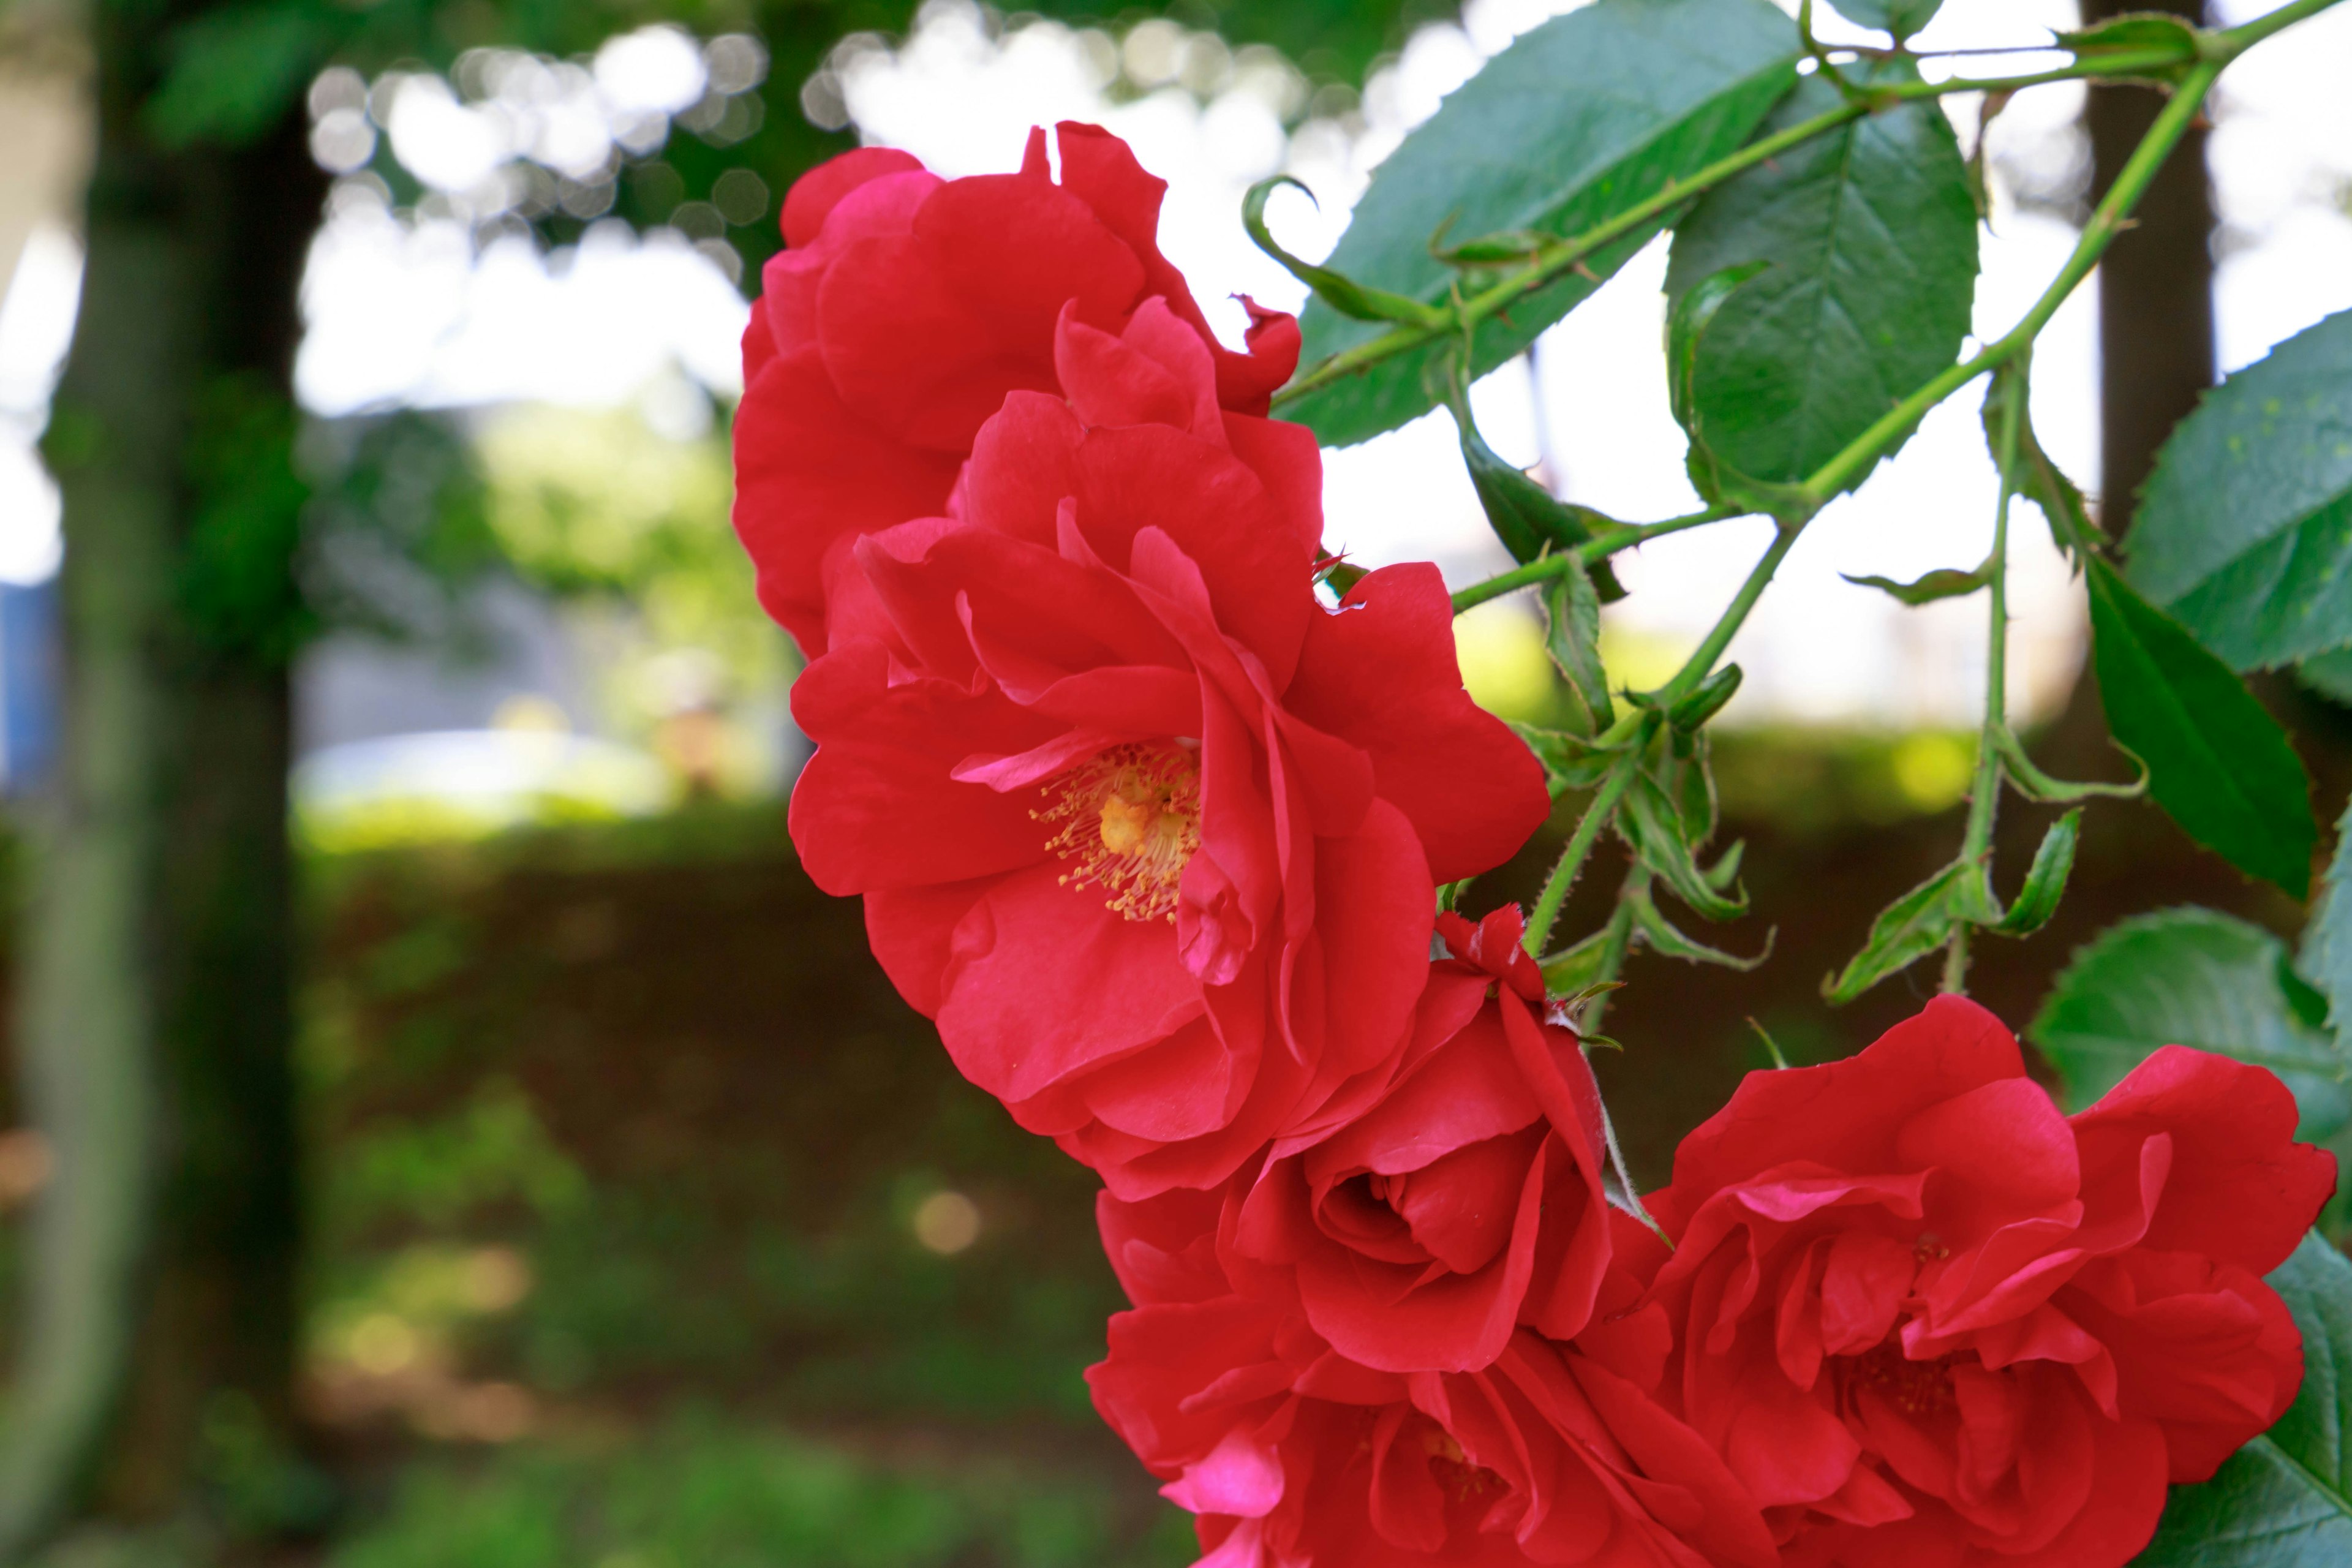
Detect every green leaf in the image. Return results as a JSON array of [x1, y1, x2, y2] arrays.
[[2297, 648, 2352, 707], [1543, 567, 1616, 736], [1448, 387, 1627, 595], [1670, 729, 1721, 845], [1619, 774, 1746, 922], [2130, 309, 2352, 670], [2085, 557, 2315, 898], [1826, 0, 1947, 43], [2301, 799, 2352, 1036], [1843, 560, 1994, 606], [1664, 61, 1980, 493], [2133, 1234, 2352, 1566], [1823, 862, 1965, 1005], [1984, 364, 2100, 567], [2029, 908, 2349, 1134], [1287, 0, 1801, 447], [1243, 177, 1447, 328], [2055, 12, 2203, 87], [1989, 809, 2080, 937]]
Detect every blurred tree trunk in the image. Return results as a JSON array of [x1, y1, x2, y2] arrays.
[[2032, 0, 2215, 782], [2084, 0, 2216, 525], [1, 4, 319, 1555]]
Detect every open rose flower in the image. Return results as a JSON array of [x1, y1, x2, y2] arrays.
[[1088, 1182, 1777, 1568], [1639, 995, 2335, 1568], [733, 121, 1301, 655], [1229, 906, 1617, 1372], [788, 305, 1547, 1197]]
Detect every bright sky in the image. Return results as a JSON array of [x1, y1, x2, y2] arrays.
[[1, 0, 2347, 726]]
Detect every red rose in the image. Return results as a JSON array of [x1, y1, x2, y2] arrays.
[[788, 307, 1548, 1197], [1640, 995, 2336, 1568], [1088, 1183, 1778, 1568], [1229, 906, 1618, 1372], [733, 122, 1302, 656]]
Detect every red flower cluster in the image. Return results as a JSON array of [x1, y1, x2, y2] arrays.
[[735, 128, 2335, 1568]]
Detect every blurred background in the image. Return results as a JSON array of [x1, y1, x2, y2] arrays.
[[0, 0, 2349, 1562]]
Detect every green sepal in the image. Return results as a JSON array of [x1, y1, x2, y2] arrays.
[[1544, 567, 1616, 736], [1704, 839, 1746, 892], [1632, 888, 1773, 970], [1823, 862, 1966, 1005], [1539, 929, 1616, 997], [1318, 559, 1371, 595], [1989, 809, 2081, 937], [1668, 665, 1744, 731], [1619, 774, 1747, 922], [1672, 731, 1721, 845], [1842, 560, 1994, 606], [1992, 725, 2147, 804], [1507, 722, 1624, 796], [1243, 177, 1448, 328]]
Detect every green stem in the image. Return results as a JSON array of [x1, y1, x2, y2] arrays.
[[1658, 522, 1803, 707], [1449, 506, 1732, 614], [1943, 374, 2025, 996], [1524, 742, 1649, 957], [1578, 873, 1645, 1036], [2210, 0, 2346, 61], [1797, 56, 2224, 505], [1273, 47, 2226, 409]]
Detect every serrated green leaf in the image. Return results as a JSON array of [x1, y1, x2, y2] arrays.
[[1991, 809, 2080, 937], [1449, 388, 1626, 595], [2297, 647, 2352, 707], [1664, 60, 1980, 493], [2086, 558, 2315, 898], [1826, 0, 1946, 42], [2133, 1233, 2352, 1566], [2029, 908, 2349, 1134], [1843, 560, 1995, 606], [1287, 0, 1801, 447], [1543, 567, 1616, 735], [1823, 862, 1966, 1005], [1507, 722, 1622, 795], [1619, 773, 1747, 922], [2301, 799, 2352, 1035], [1632, 889, 1773, 970], [1985, 366, 2101, 568], [2054, 12, 2202, 86], [2130, 309, 2352, 670]]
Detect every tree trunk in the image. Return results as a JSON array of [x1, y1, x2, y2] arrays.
[[1, 4, 319, 1553]]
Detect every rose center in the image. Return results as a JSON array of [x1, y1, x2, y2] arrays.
[[1849, 1340, 1960, 1419], [1035, 742, 1201, 924]]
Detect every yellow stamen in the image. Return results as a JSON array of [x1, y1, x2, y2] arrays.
[[1035, 742, 1201, 923]]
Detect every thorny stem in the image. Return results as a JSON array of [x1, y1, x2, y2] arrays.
[[1523, 736, 1651, 958], [1267, 2, 2313, 411], [1942, 373, 2026, 995], [1449, 505, 1732, 614], [1578, 874, 1645, 1038], [1658, 523, 1804, 707]]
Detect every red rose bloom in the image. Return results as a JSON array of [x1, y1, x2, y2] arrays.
[[1640, 995, 2335, 1568], [1088, 1182, 1778, 1568], [788, 306, 1548, 1197], [733, 121, 1302, 656], [1230, 907, 1617, 1373]]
